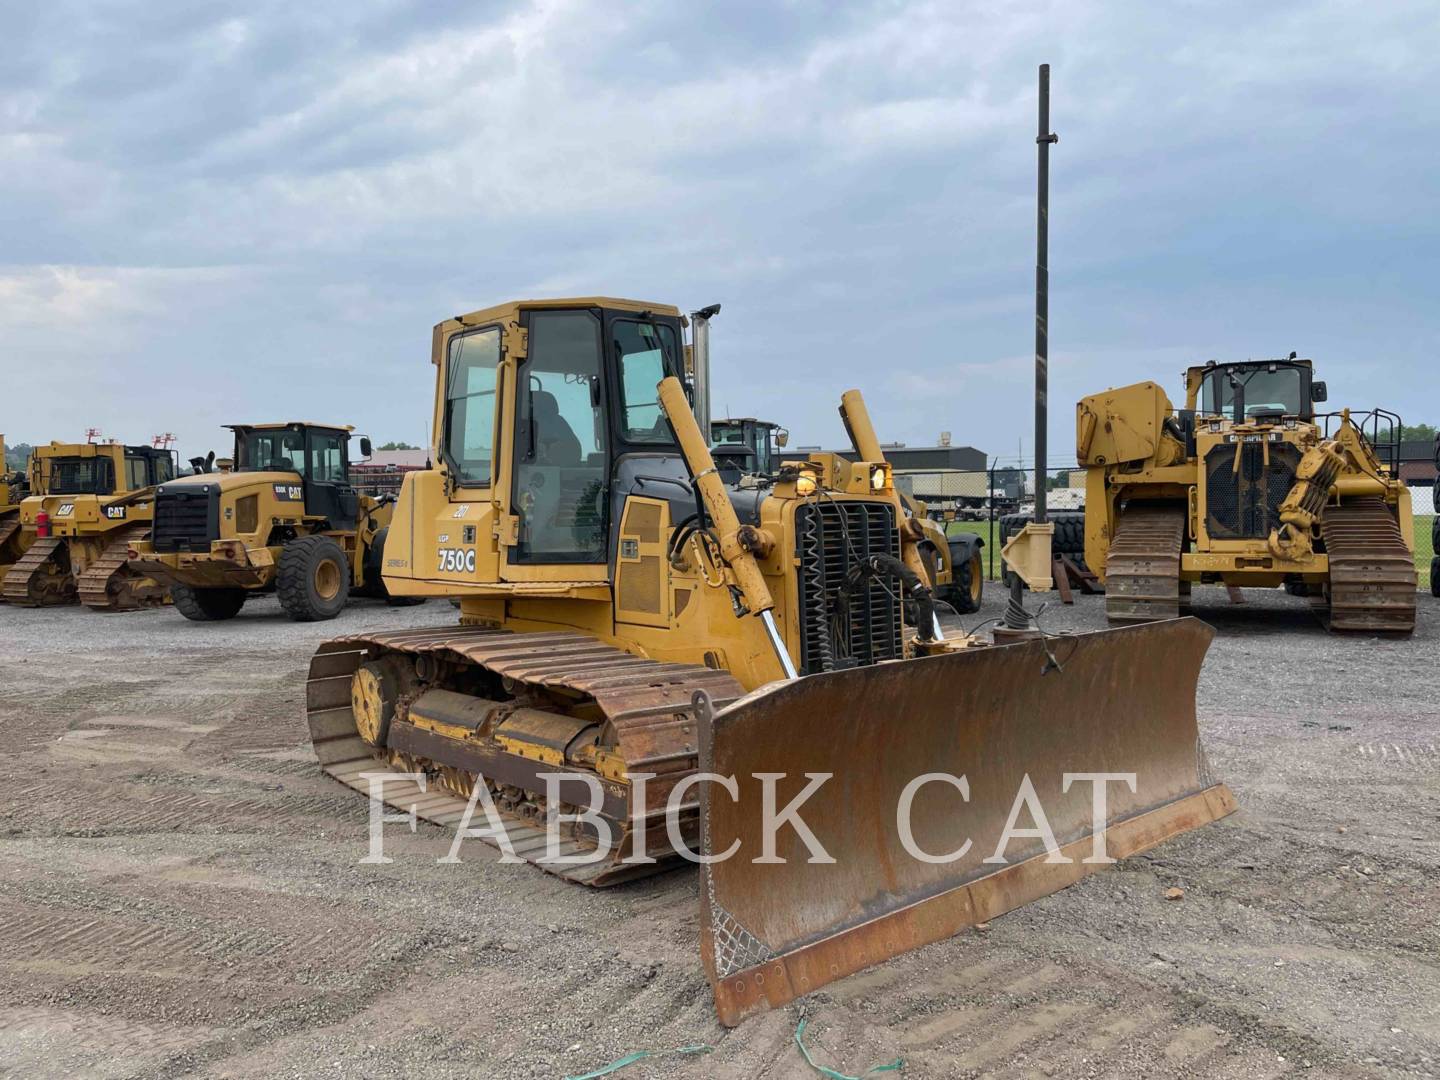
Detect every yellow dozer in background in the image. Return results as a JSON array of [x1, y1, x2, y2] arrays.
[[126, 423, 410, 621], [2, 439, 174, 610], [1078, 356, 1415, 633], [0, 435, 34, 581], [303, 297, 1234, 1026]]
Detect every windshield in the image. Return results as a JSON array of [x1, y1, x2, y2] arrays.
[[613, 320, 680, 444], [1200, 365, 1307, 421], [47, 456, 115, 495], [236, 429, 305, 473]]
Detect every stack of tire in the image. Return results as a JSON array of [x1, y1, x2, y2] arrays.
[[998, 510, 1087, 589]]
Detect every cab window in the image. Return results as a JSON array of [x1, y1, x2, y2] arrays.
[[443, 327, 501, 486], [238, 430, 305, 472], [48, 457, 114, 495], [513, 310, 606, 562], [308, 431, 347, 483], [1201, 366, 1306, 420], [125, 455, 148, 491], [614, 320, 678, 444]]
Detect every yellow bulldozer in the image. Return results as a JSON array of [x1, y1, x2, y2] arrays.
[[710, 415, 985, 614], [1078, 356, 1416, 633], [0, 434, 34, 581], [303, 297, 1234, 1026], [126, 422, 411, 622], [2, 439, 174, 610]]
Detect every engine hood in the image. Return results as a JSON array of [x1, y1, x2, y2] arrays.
[[157, 470, 302, 497]]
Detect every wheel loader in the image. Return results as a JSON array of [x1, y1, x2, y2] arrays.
[[126, 422, 410, 622], [302, 297, 1234, 1026], [1078, 356, 1416, 633], [711, 416, 985, 615], [2, 439, 174, 610], [0, 434, 34, 581]]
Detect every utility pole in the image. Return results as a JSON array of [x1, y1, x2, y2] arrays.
[[1034, 62, 1058, 525], [1000, 63, 1059, 636]]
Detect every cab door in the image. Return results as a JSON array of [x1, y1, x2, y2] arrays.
[[500, 307, 611, 584], [304, 429, 358, 531]]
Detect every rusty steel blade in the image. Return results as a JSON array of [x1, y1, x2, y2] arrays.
[[697, 617, 1235, 1027]]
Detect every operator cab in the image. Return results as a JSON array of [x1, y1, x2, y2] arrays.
[[44, 445, 176, 496], [1195, 357, 1327, 425], [440, 301, 689, 566], [710, 417, 789, 479], [229, 422, 370, 530]]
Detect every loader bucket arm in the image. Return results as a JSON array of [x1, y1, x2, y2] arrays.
[[696, 617, 1234, 1026]]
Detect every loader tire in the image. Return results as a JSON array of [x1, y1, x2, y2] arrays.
[[376, 573, 426, 607], [948, 550, 983, 615], [277, 535, 350, 622], [170, 584, 246, 621], [1431, 557, 1439, 599]]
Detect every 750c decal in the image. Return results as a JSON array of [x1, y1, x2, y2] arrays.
[[437, 547, 476, 573]]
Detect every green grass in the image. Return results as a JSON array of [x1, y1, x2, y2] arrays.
[[1416, 515, 1434, 591], [944, 515, 1437, 588]]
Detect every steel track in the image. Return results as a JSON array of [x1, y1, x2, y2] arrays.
[[306, 625, 744, 886], [1104, 504, 1186, 624], [1320, 496, 1416, 634]]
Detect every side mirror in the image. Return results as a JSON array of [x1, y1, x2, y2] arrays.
[[776, 428, 790, 448], [1310, 381, 1327, 403], [359, 436, 373, 458]]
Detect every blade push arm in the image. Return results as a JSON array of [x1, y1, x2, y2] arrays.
[[657, 377, 796, 679]]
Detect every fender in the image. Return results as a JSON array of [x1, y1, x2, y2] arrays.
[[946, 530, 984, 568]]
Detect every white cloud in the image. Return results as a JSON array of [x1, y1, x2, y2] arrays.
[[0, 0, 1436, 454]]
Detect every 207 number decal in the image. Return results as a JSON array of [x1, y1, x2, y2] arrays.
[[437, 547, 476, 573]]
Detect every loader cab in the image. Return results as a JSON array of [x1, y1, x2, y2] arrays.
[[439, 300, 687, 571], [230, 422, 362, 530], [1192, 358, 1320, 424]]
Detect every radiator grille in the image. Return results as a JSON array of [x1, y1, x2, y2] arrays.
[[795, 500, 903, 675], [151, 488, 217, 552], [1204, 442, 1301, 539]]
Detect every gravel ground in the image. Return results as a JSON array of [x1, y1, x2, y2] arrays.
[[0, 586, 1437, 1078]]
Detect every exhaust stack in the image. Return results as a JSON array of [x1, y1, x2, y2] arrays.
[[690, 304, 720, 436]]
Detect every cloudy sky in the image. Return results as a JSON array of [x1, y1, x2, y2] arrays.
[[3, 0, 1437, 466]]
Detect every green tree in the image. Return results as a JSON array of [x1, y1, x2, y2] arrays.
[[377, 441, 419, 450], [4, 442, 33, 470], [1400, 423, 1437, 443]]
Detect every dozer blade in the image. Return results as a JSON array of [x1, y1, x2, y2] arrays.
[[697, 617, 1235, 1027]]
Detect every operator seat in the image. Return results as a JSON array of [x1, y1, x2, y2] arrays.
[[531, 391, 583, 466]]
